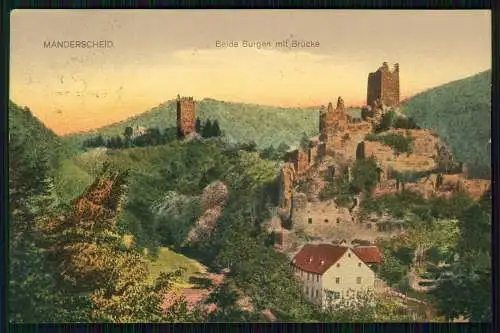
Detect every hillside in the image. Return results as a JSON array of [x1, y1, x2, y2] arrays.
[[63, 98, 361, 150], [9, 101, 71, 169], [402, 70, 491, 179], [9, 101, 91, 203]]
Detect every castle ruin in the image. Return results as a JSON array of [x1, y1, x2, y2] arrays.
[[367, 62, 400, 107], [176, 95, 196, 138]]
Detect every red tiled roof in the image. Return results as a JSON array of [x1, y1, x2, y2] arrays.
[[292, 244, 384, 274], [292, 244, 348, 274], [352, 246, 383, 264]]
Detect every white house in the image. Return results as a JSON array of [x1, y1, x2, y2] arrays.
[[291, 243, 383, 308]]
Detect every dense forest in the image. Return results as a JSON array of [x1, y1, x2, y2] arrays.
[[402, 70, 491, 179]]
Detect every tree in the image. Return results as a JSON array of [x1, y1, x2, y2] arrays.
[[351, 157, 380, 194], [124, 126, 134, 139], [375, 110, 396, 133], [432, 200, 491, 322], [212, 120, 222, 137], [8, 108, 84, 322], [40, 164, 195, 322], [202, 120, 213, 138], [195, 117, 202, 133]]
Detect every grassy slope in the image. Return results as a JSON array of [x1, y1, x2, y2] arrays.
[[146, 247, 204, 286], [402, 70, 491, 179]]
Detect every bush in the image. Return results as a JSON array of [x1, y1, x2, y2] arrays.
[[351, 157, 380, 194], [366, 133, 413, 155]]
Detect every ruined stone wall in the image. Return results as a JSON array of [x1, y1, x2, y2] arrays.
[[308, 144, 318, 165], [279, 163, 296, 214], [367, 62, 400, 107], [287, 149, 310, 176], [291, 199, 354, 236], [177, 96, 196, 137]]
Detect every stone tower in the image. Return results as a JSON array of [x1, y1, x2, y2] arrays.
[[176, 95, 196, 138], [319, 97, 348, 142], [367, 62, 400, 107]]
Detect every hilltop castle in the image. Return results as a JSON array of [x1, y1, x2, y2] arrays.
[[176, 95, 196, 138], [367, 62, 400, 107]]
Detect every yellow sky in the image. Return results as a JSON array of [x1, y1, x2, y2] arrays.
[[10, 10, 491, 135]]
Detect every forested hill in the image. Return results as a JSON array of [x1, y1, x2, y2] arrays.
[[9, 101, 75, 171], [62, 99, 322, 149], [402, 70, 491, 179]]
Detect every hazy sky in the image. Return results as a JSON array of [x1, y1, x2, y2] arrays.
[[10, 10, 491, 134]]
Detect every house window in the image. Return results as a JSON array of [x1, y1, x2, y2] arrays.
[[307, 273, 310, 281], [301, 270, 303, 277], [348, 253, 351, 258], [306, 287, 309, 296], [358, 263, 362, 267], [336, 277, 340, 284], [324, 219, 329, 223], [317, 275, 320, 282], [308, 218, 312, 224], [336, 263, 340, 268], [336, 218, 340, 224], [316, 290, 319, 298], [357, 277, 362, 284]]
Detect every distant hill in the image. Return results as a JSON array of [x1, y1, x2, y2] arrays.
[[402, 70, 491, 179], [63, 98, 362, 150]]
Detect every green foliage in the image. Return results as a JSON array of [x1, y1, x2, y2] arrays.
[[195, 117, 202, 133], [365, 133, 414, 155], [431, 199, 491, 322], [361, 190, 474, 222], [318, 174, 354, 208], [9, 101, 86, 323], [402, 70, 491, 179], [62, 99, 325, 151], [318, 290, 414, 322], [202, 119, 213, 138], [124, 126, 133, 139], [393, 116, 419, 130], [83, 127, 177, 149], [351, 157, 380, 194], [40, 165, 195, 322], [374, 110, 396, 133], [376, 248, 409, 287]]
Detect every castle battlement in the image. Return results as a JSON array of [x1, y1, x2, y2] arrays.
[[177, 95, 195, 101]]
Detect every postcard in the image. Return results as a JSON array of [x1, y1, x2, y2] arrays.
[[8, 9, 491, 323]]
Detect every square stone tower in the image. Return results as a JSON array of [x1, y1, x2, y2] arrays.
[[367, 62, 400, 107], [176, 95, 196, 138]]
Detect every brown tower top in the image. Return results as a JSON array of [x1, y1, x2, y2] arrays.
[[367, 62, 400, 107]]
